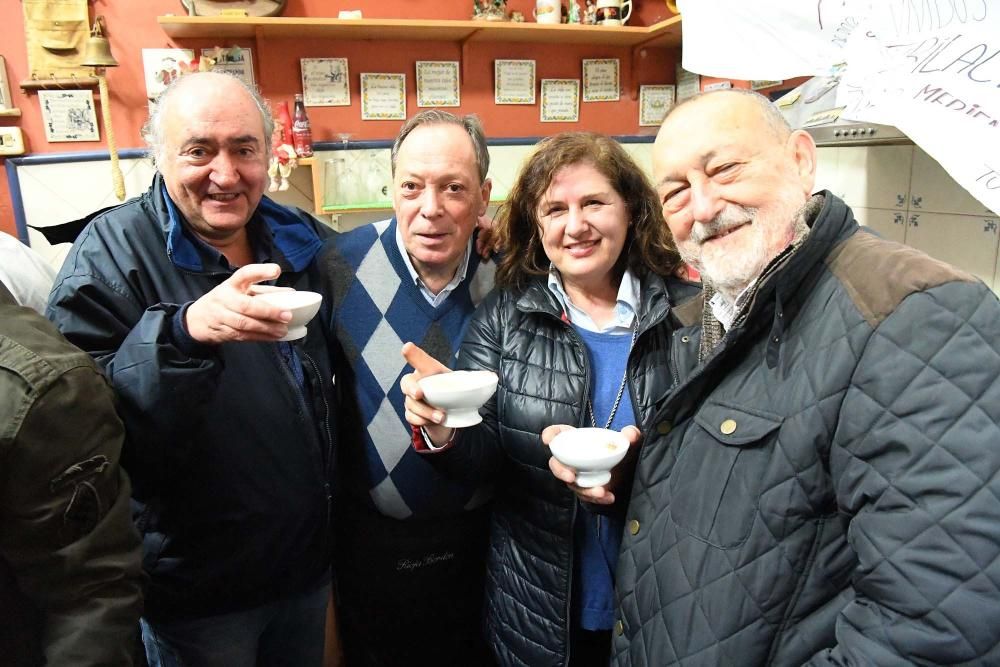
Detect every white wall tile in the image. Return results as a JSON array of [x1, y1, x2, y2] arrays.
[[904, 211, 999, 287], [814, 147, 842, 198], [854, 207, 907, 245], [838, 145, 912, 210], [909, 147, 995, 216]]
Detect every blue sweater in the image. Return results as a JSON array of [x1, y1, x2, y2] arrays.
[[572, 325, 634, 631], [322, 218, 496, 520]]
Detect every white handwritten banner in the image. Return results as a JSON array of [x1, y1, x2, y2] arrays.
[[677, 0, 874, 79], [840, 5, 999, 212]]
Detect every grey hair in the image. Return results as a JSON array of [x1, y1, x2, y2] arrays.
[[141, 71, 274, 170], [390, 110, 490, 184], [664, 88, 792, 139]]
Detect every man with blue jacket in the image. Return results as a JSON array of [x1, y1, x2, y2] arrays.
[[47, 72, 338, 666]]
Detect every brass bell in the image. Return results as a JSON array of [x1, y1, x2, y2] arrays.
[[81, 16, 119, 69]]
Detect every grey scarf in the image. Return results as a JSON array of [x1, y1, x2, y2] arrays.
[[698, 194, 824, 361]]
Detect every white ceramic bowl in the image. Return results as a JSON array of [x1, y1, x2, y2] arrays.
[[548, 427, 630, 487], [254, 289, 323, 341], [418, 370, 499, 427]]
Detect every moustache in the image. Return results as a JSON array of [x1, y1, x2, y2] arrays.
[[690, 206, 757, 244]]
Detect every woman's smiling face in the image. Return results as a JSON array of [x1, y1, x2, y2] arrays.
[[536, 161, 629, 295]]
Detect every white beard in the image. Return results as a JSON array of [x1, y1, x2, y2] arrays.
[[678, 201, 798, 300]]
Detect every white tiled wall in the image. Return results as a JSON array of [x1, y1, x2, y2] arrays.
[[818, 145, 999, 294]]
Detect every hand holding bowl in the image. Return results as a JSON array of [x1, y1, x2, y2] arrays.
[[548, 427, 629, 487], [253, 289, 322, 341], [418, 370, 499, 427]]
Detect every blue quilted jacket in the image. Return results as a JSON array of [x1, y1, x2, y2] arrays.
[[613, 193, 1000, 665]]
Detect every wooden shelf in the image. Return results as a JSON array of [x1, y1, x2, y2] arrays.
[[158, 15, 681, 48], [0, 108, 22, 117]]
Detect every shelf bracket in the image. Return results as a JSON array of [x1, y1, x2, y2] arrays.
[[459, 29, 483, 85], [627, 47, 639, 101]]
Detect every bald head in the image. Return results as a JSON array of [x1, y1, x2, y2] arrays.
[[662, 89, 792, 145], [142, 72, 274, 170], [652, 87, 817, 300]]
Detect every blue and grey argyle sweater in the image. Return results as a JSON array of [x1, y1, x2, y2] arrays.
[[321, 218, 496, 520]]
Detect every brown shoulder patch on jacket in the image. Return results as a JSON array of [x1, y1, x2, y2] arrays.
[[826, 229, 978, 328], [671, 291, 705, 327]]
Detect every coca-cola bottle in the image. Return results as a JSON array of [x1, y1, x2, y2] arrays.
[[292, 93, 313, 157]]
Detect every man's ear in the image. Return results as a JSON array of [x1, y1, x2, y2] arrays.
[[788, 130, 818, 195], [479, 178, 493, 216]]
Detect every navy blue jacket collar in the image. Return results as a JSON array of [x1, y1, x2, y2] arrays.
[[154, 174, 323, 274]]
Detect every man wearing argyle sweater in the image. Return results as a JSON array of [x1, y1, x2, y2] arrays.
[[318, 111, 496, 666]]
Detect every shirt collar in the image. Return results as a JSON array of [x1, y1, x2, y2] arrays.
[[708, 280, 757, 331], [546, 265, 639, 334], [394, 223, 472, 306], [162, 188, 272, 271]]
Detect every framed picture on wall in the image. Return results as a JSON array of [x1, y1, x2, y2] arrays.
[[582, 59, 620, 102], [416, 61, 460, 107], [205, 47, 254, 87], [301, 58, 351, 107], [540, 79, 580, 123], [495, 60, 536, 105], [38, 90, 100, 142], [0, 56, 13, 111], [638, 85, 675, 126], [142, 48, 196, 100], [360, 73, 406, 120]]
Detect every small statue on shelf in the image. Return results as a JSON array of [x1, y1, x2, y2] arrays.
[[473, 0, 507, 21], [268, 111, 298, 192], [510, 10, 525, 21], [568, 0, 581, 23], [488, 0, 508, 21], [584, 0, 597, 24]]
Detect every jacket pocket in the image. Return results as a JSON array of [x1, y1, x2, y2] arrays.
[[667, 400, 783, 548]]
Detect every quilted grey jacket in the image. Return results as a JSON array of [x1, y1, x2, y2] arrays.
[[613, 193, 1000, 666]]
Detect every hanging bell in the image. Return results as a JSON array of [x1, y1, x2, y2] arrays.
[[81, 17, 119, 69]]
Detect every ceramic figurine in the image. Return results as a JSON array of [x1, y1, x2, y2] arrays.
[[510, 10, 525, 21], [568, 0, 581, 23], [488, 0, 507, 21], [584, 0, 597, 24], [268, 114, 297, 192]]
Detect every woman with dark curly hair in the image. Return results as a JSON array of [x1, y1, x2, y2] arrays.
[[401, 132, 699, 667]]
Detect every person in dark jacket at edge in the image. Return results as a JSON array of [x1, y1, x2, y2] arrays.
[[47, 71, 339, 666], [400, 132, 700, 667], [1, 279, 144, 666], [543, 88, 1000, 665]]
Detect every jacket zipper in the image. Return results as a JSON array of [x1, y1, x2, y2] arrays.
[[271, 344, 334, 557], [301, 350, 335, 532]]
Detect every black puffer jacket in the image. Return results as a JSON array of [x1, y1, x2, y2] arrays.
[[422, 271, 699, 667], [614, 193, 1000, 665]]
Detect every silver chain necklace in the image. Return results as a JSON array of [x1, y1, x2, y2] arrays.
[[587, 322, 639, 429]]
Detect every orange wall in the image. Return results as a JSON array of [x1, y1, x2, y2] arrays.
[[0, 0, 680, 237]]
